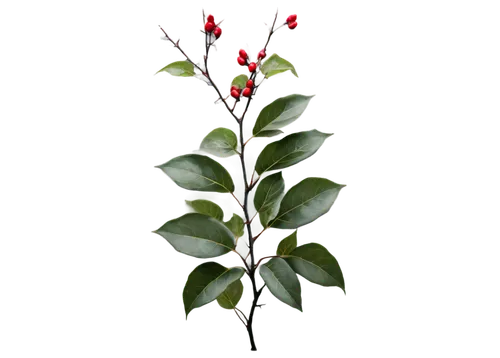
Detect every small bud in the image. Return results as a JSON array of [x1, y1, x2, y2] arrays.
[[258, 50, 266, 60], [213, 27, 222, 39], [239, 49, 248, 59], [288, 21, 298, 30], [246, 80, 253, 88], [242, 87, 252, 97], [231, 89, 241, 99], [286, 14, 297, 23]]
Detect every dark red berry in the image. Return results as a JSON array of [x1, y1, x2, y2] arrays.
[[207, 14, 214, 23], [248, 62, 257, 72], [205, 22, 215, 32], [239, 49, 248, 59], [213, 27, 222, 38], [231, 85, 239, 92], [231, 89, 240, 99], [242, 87, 252, 97], [237, 57, 246, 66], [258, 50, 266, 60], [246, 80, 253, 88], [288, 21, 300, 30], [285, 12, 300, 22]]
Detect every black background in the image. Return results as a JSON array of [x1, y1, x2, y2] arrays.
[[135, 1, 378, 354]]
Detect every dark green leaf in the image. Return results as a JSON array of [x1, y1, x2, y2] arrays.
[[156, 61, 196, 77], [277, 231, 297, 256], [260, 54, 298, 78], [200, 128, 238, 158], [259, 258, 302, 311], [255, 130, 332, 175], [224, 214, 245, 239], [153, 213, 235, 258], [185, 199, 224, 221], [217, 280, 244, 309], [183, 262, 245, 317], [254, 130, 284, 138], [156, 154, 234, 193], [254, 172, 285, 227], [252, 95, 314, 137], [284, 243, 345, 292], [270, 178, 345, 229]]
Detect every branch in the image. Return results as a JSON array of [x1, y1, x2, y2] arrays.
[[158, 25, 240, 123]]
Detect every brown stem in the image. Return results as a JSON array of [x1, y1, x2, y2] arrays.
[[248, 211, 258, 225], [252, 227, 268, 242], [249, 175, 260, 191], [231, 192, 244, 209], [255, 255, 279, 268]]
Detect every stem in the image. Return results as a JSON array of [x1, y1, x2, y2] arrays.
[[249, 175, 260, 191], [252, 227, 267, 242], [231, 192, 244, 209], [238, 118, 261, 351], [255, 255, 279, 268]]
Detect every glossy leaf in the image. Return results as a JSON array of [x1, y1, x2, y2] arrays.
[[254, 172, 285, 227], [156, 154, 234, 193], [185, 199, 224, 221], [252, 94, 313, 137], [217, 280, 244, 309], [259, 258, 302, 311], [276, 230, 297, 256], [224, 214, 245, 239], [231, 74, 249, 89], [255, 130, 332, 175], [183, 262, 245, 317], [200, 128, 238, 158], [260, 54, 298, 78], [284, 243, 345, 291], [153, 213, 235, 258], [270, 178, 345, 229], [157, 61, 195, 77]]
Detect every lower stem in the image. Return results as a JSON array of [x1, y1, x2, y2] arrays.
[[247, 270, 258, 352]]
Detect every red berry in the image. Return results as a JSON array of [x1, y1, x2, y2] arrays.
[[213, 27, 222, 38], [237, 57, 246, 66], [246, 80, 253, 88], [248, 62, 257, 72], [242, 87, 252, 97], [286, 14, 297, 23], [288, 21, 298, 29], [205, 22, 215, 32], [207, 14, 214, 23], [231, 89, 240, 99], [231, 85, 239, 92], [258, 50, 266, 60], [239, 49, 248, 59]]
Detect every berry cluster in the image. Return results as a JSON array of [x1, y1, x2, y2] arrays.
[[230, 79, 254, 100], [237, 49, 260, 73], [204, 14, 222, 39], [286, 14, 298, 29]]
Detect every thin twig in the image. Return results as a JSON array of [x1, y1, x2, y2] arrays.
[[245, 214, 257, 225], [249, 175, 260, 191], [255, 255, 279, 269], [235, 307, 249, 322], [243, 136, 255, 147], [231, 192, 244, 209], [252, 227, 267, 242], [234, 309, 247, 327], [158, 26, 240, 123], [233, 250, 251, 272]]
